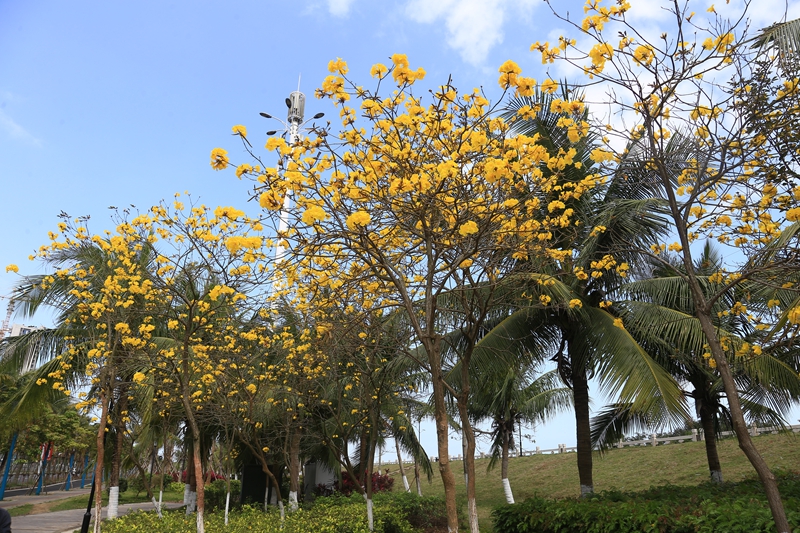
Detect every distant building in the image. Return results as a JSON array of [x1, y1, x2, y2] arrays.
[[9, 324, 40, 337]]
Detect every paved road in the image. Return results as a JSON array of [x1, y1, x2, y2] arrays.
[[0, 487, 93, 508], [0, 489, 182, 533], [2, 479, 86, 499]]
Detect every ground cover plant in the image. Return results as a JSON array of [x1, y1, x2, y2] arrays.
[[384, 432, 800, 530], [98, 492, 448, 533], [491, 471, 800, 533]]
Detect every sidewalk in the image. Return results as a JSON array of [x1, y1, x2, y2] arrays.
[[0, 490, 182, 533], [0, 486, 92, 509]]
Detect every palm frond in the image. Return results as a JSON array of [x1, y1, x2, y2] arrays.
[[583, 306, 689, 427], [751, 18, 800, 55]]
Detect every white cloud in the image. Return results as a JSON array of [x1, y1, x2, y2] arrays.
[[0, 108, 40, 146], [326, 0, 357, 17], [405, 0, 513, 66]]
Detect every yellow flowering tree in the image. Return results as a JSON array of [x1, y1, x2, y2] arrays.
[[542, 0, 800, 528], [116, 198, 273, 533], [219, 54, 601, 532], [11, 213, 161, 531], [467, 89, 687, 498], [17, 199, 276, 533]]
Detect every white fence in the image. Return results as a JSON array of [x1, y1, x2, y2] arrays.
[[429, 423, 800, 462]]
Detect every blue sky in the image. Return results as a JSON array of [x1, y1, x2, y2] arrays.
[[2, 0, 799, 457]]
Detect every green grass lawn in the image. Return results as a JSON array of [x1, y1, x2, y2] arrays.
[[6, 488, 184, 517], [7, 503, 33, 517], [51, 488, 184, 512], [384, 431, 800, 531]]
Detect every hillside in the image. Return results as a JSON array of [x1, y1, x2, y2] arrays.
[[384, 432, 800, 530]]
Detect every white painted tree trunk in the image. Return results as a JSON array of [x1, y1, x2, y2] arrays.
[[502, 478, 515, 504], [152, 496, 163, 518], [367, 497, 374, 532], [710, 470, 723, 483], [468, 496, 479, 533], [158, 490, 163, 518], [185, 489, 197, 514], [107, 486, 120, 519], [278, 500, 285, 522], [288, 490, 298, 512], [224, 492, 230, 525], [196, 509, 205, 533], [402, 475, 410, 492], [183, 483, 191, 507]]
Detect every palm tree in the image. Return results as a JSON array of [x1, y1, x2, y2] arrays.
[[471, 90, 687, 496], [468, 367, 571, 503], [595, 244, 800, 482], [4, 238, 156, 526]]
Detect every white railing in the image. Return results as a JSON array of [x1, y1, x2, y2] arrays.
[[428, 423, 800, 462]]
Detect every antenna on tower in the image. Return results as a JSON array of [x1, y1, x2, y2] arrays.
[[258, 79, 326, 262]]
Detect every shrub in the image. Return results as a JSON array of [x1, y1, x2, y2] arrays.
[[204, 479, 241, 512], [128, 474, 145, 496], [492, 472, 800, 533], [101, 497, 417, 533], [338, 470, 395, 496], [168, 480, 186, 493], [374, 492, 449, 531]]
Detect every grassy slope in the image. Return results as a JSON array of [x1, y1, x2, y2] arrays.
[[384, 432, 800, 530]]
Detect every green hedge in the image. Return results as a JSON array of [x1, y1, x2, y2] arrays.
[[101, 491, 448, 533], [492, 472, 800, 533]]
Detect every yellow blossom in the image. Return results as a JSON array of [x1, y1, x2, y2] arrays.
[[328, 57, 349, 75], [458, 221, 479, 236], [541, 79, 559, 94], [370, 63, 388, 78], [302, 205, 328, 225], [5, 264, 19, 273], [210, 148, 229, 170], [235, 163, 253, 178], [498, 60, 522, 89], [232, 125, 247, 137], [346, 210, 371, 230]]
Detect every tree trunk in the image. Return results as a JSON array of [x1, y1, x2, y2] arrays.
[[92, 381, 112, 533], [457, 372, 479, 532], [190, 433, 205, 533], [414, 457, 422, 496], [394, 437, 410, 492], [288, 428, 301, 511], [501, 421, 514, 504], [572, 362, 593, 497], [429, 335, 459, 532], [656, 141, 790, 532], [698, 399, 723, 483], [365, 407, 379, 532], [181, 400, 204, 533], [694, 310, 789, 531], [108, 388, 128, 520]]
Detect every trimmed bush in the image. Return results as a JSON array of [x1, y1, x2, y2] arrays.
[[204, 479, 241, 512], [101, 493, 425, 533], [97, 492, 452, 532], [492, 472, 800, 533]]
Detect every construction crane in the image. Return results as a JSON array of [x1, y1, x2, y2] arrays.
[[0, 295, 15, 341]]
